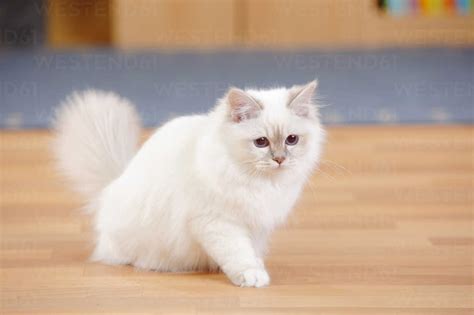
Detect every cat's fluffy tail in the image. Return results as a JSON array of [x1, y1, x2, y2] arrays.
[[53, 90, 141, 204]]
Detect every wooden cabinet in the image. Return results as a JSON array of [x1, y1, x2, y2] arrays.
[[113, 0, 237, 49], [47, 0, 111, 47], [47, 0, 474, 49], [243, 0, 474, 48]]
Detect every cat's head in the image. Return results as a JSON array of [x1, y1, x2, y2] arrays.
[[217, 81, 325, 177]]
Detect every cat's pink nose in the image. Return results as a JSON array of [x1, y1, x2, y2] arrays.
[[273, 156, 286, 165]]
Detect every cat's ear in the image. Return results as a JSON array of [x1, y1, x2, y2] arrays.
[[226, 88, 262, 123], [288, 80, 318, 118]]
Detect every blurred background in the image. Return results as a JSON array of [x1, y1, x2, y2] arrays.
[[0, 0, 473, 128], [1, 2, 473, 313]]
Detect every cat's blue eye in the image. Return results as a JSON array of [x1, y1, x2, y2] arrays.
[[285, 135, 299, 146], [254, 137, 269, 148]]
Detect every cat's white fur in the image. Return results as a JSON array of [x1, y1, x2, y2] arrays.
[[53, 82, 324, 287]]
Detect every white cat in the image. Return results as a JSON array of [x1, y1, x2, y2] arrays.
[[53, 81, 325, 287]]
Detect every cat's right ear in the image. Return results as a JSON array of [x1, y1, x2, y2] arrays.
[[226, 88, 262, 123]]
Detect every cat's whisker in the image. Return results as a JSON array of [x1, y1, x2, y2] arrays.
[[305, 180, 321, 201], [320, 159, 351, 176], [314, 166, 337, 181]]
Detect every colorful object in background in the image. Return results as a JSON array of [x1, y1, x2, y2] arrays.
[[457, 0, 472, 14], [387, 0, 410, 15], [377, 0, 472, 15]]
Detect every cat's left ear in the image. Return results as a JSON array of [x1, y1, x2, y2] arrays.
[[288, 80, 318, 119]]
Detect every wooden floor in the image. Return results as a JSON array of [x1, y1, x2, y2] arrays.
[[1, 126, 473, 314]]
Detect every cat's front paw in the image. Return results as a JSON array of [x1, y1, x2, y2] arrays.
[[230, 268, 270, 288]]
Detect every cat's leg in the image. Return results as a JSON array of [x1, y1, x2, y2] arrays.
[[91, 232, 131, 266], [191, 218, 270, 287], [252, 230, 270, 261]]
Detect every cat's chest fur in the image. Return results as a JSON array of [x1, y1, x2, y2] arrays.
[[203, 171, 304, 232], [246, 179, 302, 228]]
